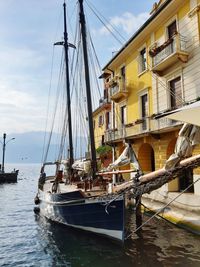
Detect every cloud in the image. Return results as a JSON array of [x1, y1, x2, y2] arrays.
[[98, 12, 150, 37], [0, 45, 47, 75], [0, 86, 47, 133]]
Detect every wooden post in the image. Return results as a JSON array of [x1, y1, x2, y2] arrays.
[[135, 170, 142, 230], [135, 195, 142, 230]]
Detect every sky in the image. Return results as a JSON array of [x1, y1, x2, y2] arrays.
[[0, 0, 156, 135]]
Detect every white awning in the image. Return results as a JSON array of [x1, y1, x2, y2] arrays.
[[165, 101, 200, 126]]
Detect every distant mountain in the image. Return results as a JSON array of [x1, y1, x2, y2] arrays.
[[1, 131, 86, 163]]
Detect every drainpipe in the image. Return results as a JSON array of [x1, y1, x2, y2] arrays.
[[112, 145, 116, 184]]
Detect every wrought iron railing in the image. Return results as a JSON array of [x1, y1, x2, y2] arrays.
[[151, 33, 188, 68], [99, 96, 110, 105], [105, 117, 182, 142]]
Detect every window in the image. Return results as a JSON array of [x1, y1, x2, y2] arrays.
[[167, 20, 177, 39], [141, 93, 148, 130], [105, 111, 110, 130], [103, 89, 108, 99], [139, 48, 147, 73], [120, 66, 126, 91], [120, 105, 126, 125], [101, 135, 105, 146], [98, 115, 104, 126], [179, 168, 194, 193], [169, 76, 182, 109], [167, 20, 177, 53]]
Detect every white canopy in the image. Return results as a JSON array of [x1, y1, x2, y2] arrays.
[[165, 101, 200, 126]]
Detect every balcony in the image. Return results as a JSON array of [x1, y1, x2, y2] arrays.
[[104, 116, 182, 143], [99, 96, 110, 106], [150, 33, 189, 75], [110, 79, 128, 103], [93, 97, 111, 116]]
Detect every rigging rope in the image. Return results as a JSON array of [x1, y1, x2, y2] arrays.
[[84, 0, 185, 107], [43, 49, 65, 163], [41, 45, 55, 164], [85, 0, 126, 45]]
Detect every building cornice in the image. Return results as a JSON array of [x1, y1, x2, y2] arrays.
[[102, 0, 173, 71]]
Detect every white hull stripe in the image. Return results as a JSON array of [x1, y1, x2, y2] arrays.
[[46, 214, 123, 241], [66, 223, 123, 241]]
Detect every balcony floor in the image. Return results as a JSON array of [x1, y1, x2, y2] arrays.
[[152, 51, 189, 75]]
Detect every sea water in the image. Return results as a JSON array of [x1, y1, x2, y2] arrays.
[[0, 163, 200, 267]]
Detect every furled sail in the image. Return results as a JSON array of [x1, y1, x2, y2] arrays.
[[165, 123, 200, 169], [113, 123, 200, 195], [107, 143, 141, 171], [72, 159, 91, 173]]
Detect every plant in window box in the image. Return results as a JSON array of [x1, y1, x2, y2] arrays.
[[149, 47, 158, 57], [125, 122, 134, 127], [150, 113, 157, 119], [134, 118, 144, 124], [96, 145, 112, 159], [109, 77, 118, 87], [149, 37, 174, 57]]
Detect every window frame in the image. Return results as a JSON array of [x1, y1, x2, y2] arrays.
[[138, 88, 149, 131], [138, 45, 148, 75], [164, 15, 178, 41], [98, 114, 104, 127], [166, 71, 183, 110]]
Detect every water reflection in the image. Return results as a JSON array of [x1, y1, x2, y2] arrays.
[[35, 213, 126, 267], [34, 209, 200, 267], [1, 164, 200, 267]]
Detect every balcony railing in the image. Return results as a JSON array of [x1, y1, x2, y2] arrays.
[[150, 33, 189, 74], [99, 96, 110, 105], [110, 80, 128, 103], [105, 116, 182, 143]]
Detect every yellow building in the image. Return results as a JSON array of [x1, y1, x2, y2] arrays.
[[93, 76, 112, 167], [100, 0, 200, 233]]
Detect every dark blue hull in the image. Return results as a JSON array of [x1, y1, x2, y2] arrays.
[[39, 190, 125, 241], [0, 172, 18, 183]]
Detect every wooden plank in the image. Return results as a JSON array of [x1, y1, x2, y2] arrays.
[[98, 169, 135, 175], [113, 154, 200, 193]]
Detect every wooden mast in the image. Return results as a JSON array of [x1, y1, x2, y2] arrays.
[[63, 2, 74, 169], [78, 0, 97, 179]]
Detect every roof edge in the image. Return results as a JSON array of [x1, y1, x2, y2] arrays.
[[102, 0, 172, 71]]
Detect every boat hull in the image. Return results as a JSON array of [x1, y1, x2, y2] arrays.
[[38, 189, 125, 241], [0, 172, 18, 183]]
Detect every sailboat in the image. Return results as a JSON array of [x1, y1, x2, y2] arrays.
[[35, 0, 126, 242]]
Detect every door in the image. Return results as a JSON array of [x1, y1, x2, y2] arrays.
[[169, 76, 182, 108]]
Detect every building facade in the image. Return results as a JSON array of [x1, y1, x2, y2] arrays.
[[98, 0, 200, 233], [93, 76, 112, 168]]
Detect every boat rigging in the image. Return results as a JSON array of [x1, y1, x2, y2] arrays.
[[35, 0, 126, 242]]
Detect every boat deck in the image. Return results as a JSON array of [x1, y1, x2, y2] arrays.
[[43, 176, 107, 197]]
